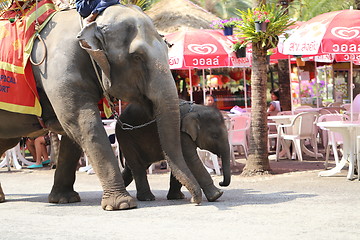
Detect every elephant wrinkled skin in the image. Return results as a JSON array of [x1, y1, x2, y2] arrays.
[[116, 100, 231, 202], [0, 5, 202, 209]]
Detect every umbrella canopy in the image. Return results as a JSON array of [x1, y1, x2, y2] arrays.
[[166, 29, 246, 69], [282, 9, 360, 55], [282, 9, 360, 120]]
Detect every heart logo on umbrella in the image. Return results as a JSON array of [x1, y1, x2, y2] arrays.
[[331, 27, 360, 40], [188, 44, 217, 55]]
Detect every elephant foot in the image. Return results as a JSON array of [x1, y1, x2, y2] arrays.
[[190, 189, 203, 204], [137, 191, 155, 201], [0, 184, 5, 203], [101, 192, 137, 211], [203, 186, 223, 202], [48, 189, 81, 204], [166, 190, 185, 200]]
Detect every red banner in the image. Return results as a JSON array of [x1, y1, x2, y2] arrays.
[[0, 0, 57, 116]]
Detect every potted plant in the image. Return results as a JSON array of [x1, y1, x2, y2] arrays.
[[234, 4, 295, 50], [253, 9, 271, 32], [232, 40, 246, 58], [210, 18, 241, 36]]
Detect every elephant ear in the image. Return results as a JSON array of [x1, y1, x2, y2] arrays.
[[181, 112, 200, 142], [77, 22, 111, 91]]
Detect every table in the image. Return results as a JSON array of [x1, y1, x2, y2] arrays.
[[317, 121, 360, 180], [268, 114, 323, 160], [268, 115, 294, 125]]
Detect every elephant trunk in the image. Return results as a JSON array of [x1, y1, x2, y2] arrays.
[[219, 144, 231, 187], [148, 70, 202, 203]]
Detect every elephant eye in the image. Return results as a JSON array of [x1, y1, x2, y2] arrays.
[[131, 53, 143, 63]]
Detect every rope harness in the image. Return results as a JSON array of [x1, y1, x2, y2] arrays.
[[29, 0, 47, 66], [179, 100, 195, 113]]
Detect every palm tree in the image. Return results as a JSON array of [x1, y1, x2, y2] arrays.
[[243, 44, 271, 176], [242, 0, 270, 176]]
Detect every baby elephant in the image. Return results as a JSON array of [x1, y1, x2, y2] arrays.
[[116, 100, 231, 202]]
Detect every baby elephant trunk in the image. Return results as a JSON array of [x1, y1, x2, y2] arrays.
[[219, 146, 231, 187]]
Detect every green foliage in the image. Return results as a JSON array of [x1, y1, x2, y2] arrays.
[[232, 41, 244, 51], [235, 3, 295, 49], [288, 0, 356, 21], [120, 0, 154, 10], [232, 38, 247, 51], [189, 0, 357, 20], [191, 0, 252, 19]]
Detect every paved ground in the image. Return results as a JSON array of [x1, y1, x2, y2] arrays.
[[1, 156, 360, 240]]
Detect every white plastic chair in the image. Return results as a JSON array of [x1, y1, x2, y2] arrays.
[[276, 112, 319, 161], [196, 148, 221, 175], [318, 114, 348, 168], [268, 111, 293, 153], [228, 115, 250, 162]]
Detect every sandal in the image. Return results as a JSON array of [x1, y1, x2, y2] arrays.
[[27, 164, 43, 169]]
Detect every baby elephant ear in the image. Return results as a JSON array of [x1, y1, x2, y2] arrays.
[[181, 112, 200, 142], [77, 22, 111, 90]]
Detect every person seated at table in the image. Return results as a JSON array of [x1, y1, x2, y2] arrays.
[[267, 89, 281, 115], [204, 95, 217, 108], [76, 0, 120, 25], [26, 134, 51, 169]]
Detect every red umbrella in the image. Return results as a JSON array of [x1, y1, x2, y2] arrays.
[[282, 9, 360, 120], [166, 29, 248, 69], [282, 9, 360, 55]]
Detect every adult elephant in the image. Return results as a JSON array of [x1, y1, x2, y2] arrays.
[[116, 100, 231, 202], [0, 5, 202, 210]]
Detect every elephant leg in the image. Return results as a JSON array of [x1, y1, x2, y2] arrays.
[[48, 135, 82, 204], [47, 99, 136, 210], [132, 166, 155, 201], [181, 136, 223, 202], [167, 173, 185, 200], [0, 138, 21, 203]]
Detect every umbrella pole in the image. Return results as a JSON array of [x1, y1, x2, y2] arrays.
[[288, 55, 294, 114], [350, 60, 354, 122], [188, 68, 193, 102], [315, 61, 319, 108], [209, 68, 212, 95], [243, 68, 247, 109], [202, 69, 206, 104]]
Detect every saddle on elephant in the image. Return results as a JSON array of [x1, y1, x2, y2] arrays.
[[0, 0, 57, 116]]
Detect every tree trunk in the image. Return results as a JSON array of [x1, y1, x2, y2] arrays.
[[356, 0, 360, 10], [276, 0, 292, 112], [241, 42, 271, 176], [277, 59, 292, 111]]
